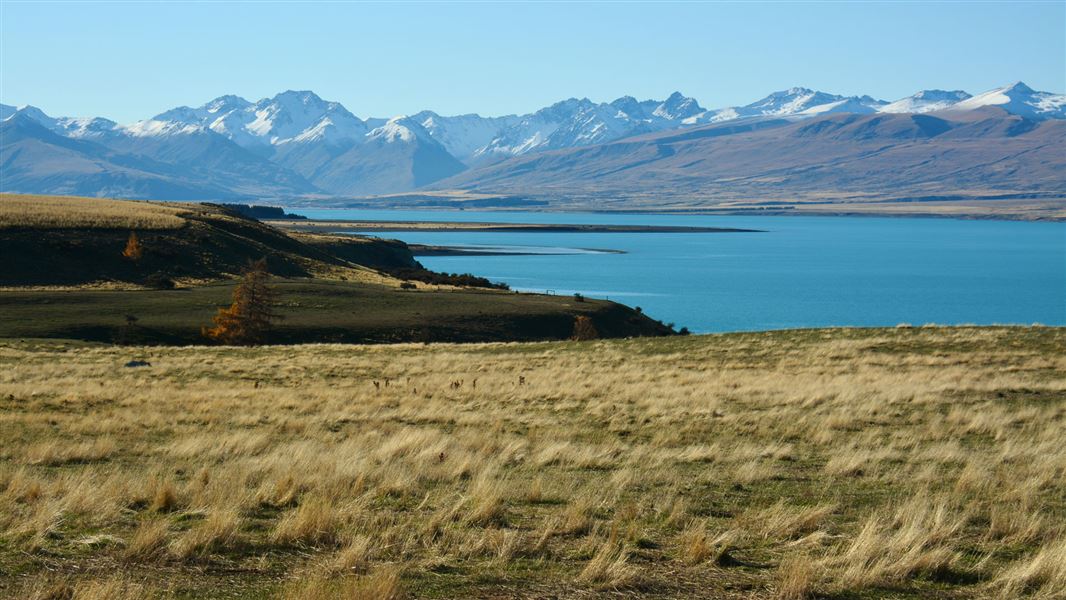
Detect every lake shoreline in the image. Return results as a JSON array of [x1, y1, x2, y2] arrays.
[[270, 219, 764, 233], [408, 243, 626, 257]]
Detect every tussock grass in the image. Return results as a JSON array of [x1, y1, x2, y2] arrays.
[[578, 542, 641, 589], [123, 519, 169, 563], [0, 193, 186, 229], [0, 326, 1063, 598]]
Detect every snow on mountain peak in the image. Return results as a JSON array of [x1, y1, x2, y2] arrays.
[[653, 92, 703, 120], [952, 82, 1065, 119], [239, 90, 365, 145], [8, 105, 53, 125], [2, 105, 123, 140], [743, 88, 845, 116], [204, 94, 251, 114], [148, 91, 368, 147], [412, 110, 520, 159], [9, 82, 1065, 195], [367, 117, 424, 144], [56, 116, 120, 138], [879, 90, 971, 114], [122, 119, 205, 137]]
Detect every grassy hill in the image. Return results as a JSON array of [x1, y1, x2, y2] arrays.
[[0, 194, 673, 343], [0, 327, 1062, 598], [0, 194, 383, 286]]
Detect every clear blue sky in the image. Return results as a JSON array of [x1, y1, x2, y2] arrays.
[[2, 1, 1063, 123]]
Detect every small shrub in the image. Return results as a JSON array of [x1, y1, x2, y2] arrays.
[[399, 281, 416, 290]]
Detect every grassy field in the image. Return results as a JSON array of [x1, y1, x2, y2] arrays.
[[1, 326, 1063, 599]]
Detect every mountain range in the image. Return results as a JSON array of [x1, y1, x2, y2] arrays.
[[2, 82, 1064, 202]]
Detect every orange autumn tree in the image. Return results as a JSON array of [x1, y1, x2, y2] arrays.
[[203, 258, 281, 345], [122, 232, 143, 261]]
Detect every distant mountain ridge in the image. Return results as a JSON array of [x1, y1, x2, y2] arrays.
[[436, 107, 1066, 205], [2, 82, 1063, 200]]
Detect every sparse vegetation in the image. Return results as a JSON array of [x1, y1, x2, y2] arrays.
[[0, 326, 1062, 598]]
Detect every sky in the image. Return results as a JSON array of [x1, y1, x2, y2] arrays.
[[1, 1, 1064, 123]]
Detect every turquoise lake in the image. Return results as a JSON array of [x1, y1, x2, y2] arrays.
[[293, 209, 1066, 334]]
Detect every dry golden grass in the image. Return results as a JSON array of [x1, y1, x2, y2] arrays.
[[0, 193, 186, 229], [0, 326, 1063, 598]]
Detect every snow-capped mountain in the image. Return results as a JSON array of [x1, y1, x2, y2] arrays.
[[950, 82, 1066, 120], [474, 98, 599, 160], [138, 91, 467, 195], [684, 88, 886, 124], [246, 91, 367, 145], [154, 91, 368, 148], [56, 116, 123, 140], [0, 111, 317, 199], [2, 104, 124, 142], [411, 111, 521, 160], [742, 88, 858, 116], [308, 116, 467, 196], [154, 95, 251, 127], [121, 119, 206, 138], [797, 95, 886, 116], [473, 92, 704, 162], [437, 108, 1066, 202], [878, 90, 972, 114], [366, 116, 437, 144], [651, 91, 705, 121], [3, 82, 1063, 200]]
